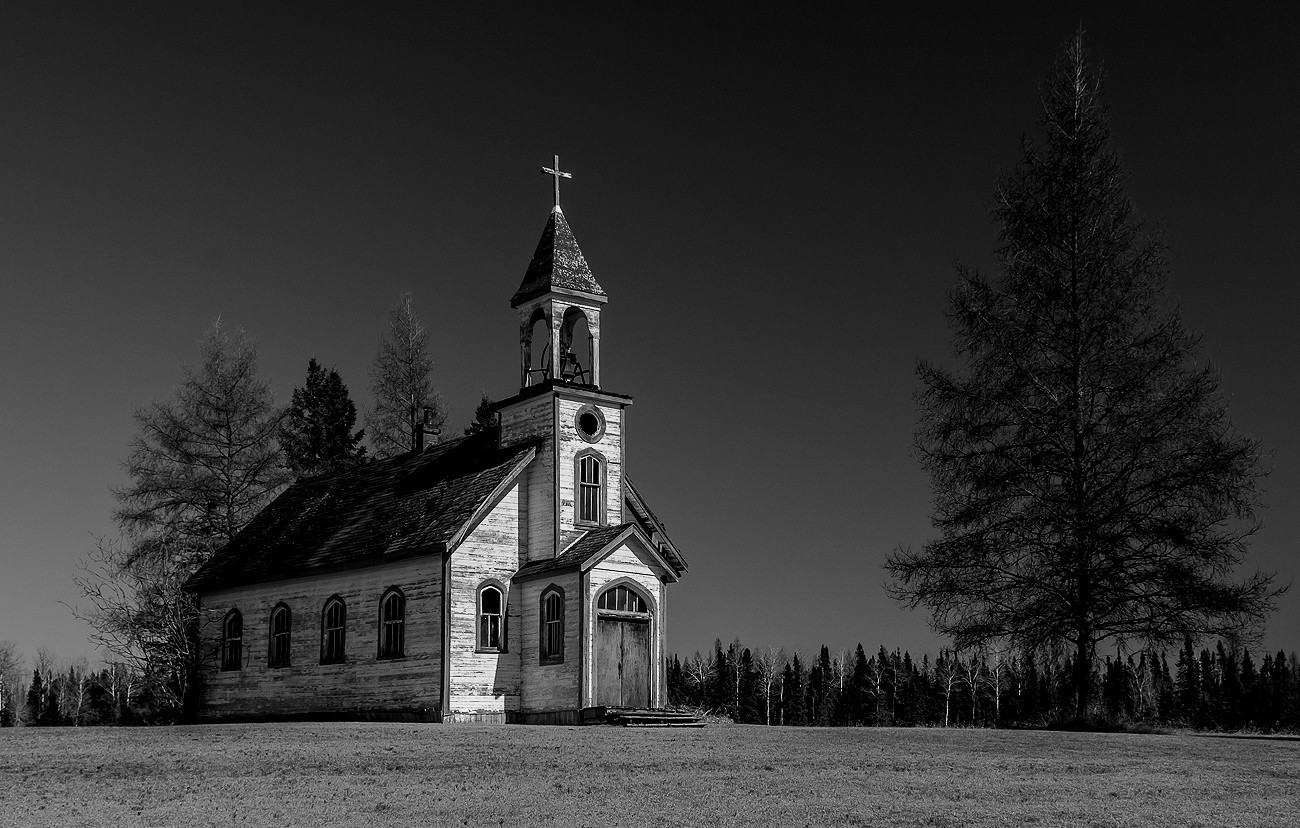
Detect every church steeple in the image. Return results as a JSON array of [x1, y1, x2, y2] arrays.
[[514, 156, 606, 390]]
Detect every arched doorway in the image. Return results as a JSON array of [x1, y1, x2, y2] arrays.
[[594, 583, 652, 708]]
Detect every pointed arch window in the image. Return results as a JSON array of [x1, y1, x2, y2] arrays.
[[378, 588, 405, 659], [478, 582, 505, 652], [540, 585, 565, 665], [575, 449, 605, 525], [268, 603, 291, 668], [221, 609, 243, 671], [321, 596, 347, 664]]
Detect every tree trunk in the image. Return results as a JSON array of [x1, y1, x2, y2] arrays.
[[1073, 636, 1093, 718]]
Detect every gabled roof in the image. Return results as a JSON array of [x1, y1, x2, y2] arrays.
[[513, 521, 683, 583], [625, 478, 688, 573], [510, 207, 606, 307], [184, 430, 537, 593]]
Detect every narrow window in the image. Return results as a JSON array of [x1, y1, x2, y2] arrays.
[[378, 589, 405, 659], [577, 453, 602, 524], [321, 597, 347, 664], [478, 584, 503, 652], [221, 610, 243, 671], [540, 587, 564, 664], [268, 603, 291, 667]]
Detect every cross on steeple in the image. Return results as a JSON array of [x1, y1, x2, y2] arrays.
[[540, 154, 572, 209]]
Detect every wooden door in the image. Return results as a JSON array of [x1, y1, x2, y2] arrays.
[[596, 617, 651, 708]]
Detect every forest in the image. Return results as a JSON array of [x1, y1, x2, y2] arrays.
[[667, 638, 1300, 733]]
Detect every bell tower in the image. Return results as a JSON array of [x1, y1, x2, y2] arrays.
[[496, 156, 633, 561], [512, 156, 606, 390]]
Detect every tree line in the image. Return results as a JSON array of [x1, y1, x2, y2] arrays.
[[667, 638, 1300, 733]]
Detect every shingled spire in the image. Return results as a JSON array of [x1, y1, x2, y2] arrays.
[[510, 207, 606, 308]]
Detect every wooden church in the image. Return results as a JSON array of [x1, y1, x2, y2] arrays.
[[184, 166, 688, 723]]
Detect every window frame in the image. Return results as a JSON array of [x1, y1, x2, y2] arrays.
[[596, 583, 652, 618], [267, 602, 292, 668], [221, 609, 243, 671], [476, 580, 507, 654], [320, 595, 347, 665], [377, 587, 406, 660], [539, 585, 565, 665], [573, 448, 606, 526]]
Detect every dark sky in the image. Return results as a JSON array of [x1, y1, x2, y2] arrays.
[[2, 3, 1297, 666]]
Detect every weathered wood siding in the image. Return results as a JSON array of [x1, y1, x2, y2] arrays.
[[556, 397, 624, 530], [499, 394, 555, 561], [518, 572, 581, 713], [585, 542, 667, 709], [447, 482, 523, 716], [195, 555, 442, 720]]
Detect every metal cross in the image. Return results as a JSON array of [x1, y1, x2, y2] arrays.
[[540, 154, 572, 208]]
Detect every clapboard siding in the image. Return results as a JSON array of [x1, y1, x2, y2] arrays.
[[518, 572, 581, 713], [556, 398, 624, 530], [585, 543, 667, 709], [499, 395, 556, 561], [195, 555, 442, 720], [447, 482, 523, 715]]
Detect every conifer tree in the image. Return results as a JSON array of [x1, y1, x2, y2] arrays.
[[464, 394, 497, 436], [888, 34, 1277, 719], [279, 359, 366, 476], [367, 293, 447, 458]]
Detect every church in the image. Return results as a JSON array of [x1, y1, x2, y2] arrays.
[[184, 165, 689, 723]]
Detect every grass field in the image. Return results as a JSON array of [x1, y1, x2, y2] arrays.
[[0, 722, 1296, 828]]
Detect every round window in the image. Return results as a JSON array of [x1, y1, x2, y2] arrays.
[[575, 406, 605, 442]]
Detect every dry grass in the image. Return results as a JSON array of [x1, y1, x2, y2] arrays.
[[1, 722, 1296, 827]]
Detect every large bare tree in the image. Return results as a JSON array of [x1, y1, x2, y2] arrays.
[[887, 35, 1280, 718], [77, 321, 289, 717]]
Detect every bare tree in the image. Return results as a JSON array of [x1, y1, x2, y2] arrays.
[[76, 321, 288, 719], [0, 642, 21, 725], [366, 293, 447, 458], [755, 647, 784, 726]]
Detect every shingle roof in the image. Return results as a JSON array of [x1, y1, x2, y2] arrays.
[[512, 523, 637, 581], [510, 207, 606, 307], [184, 430, 537, 592]]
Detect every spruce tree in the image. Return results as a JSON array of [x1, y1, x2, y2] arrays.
[[889, 34, 1276, 719], [464, 394, 497, 436], [279, 358, 366, 476]]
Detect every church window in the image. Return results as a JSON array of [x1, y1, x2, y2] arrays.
[[540, 586, 565, 664], [597, 584, 649, 615], [574, 404, 605, 442], [478, 582, 504, 652], [221, 610, 243, 671], [378, 588, 405, 659], [268, 603, 291, 668], [321, 596, 347, 664], [575, 450, 605, 525]]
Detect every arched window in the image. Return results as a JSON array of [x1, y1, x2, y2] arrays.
[[478, 582, 505, 652], [221, 609, 243, 671], [268, 603, 291, 668], [540, 586, 564, 664], [575, 449, 604, 525], [321, 596, 347, 664], [378, 588, 405, 659], [597, 584, 649, 615]]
